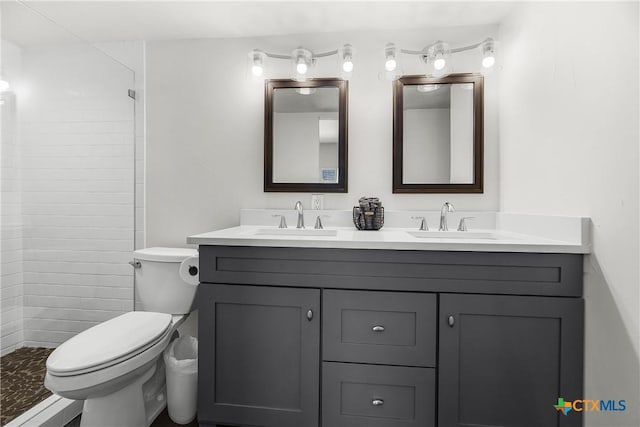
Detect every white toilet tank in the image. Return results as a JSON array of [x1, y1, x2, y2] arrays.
[[133, 247, 199, 314]]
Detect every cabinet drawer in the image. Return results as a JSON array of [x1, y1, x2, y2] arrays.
[[322, 362, 435, 427], [323, 290, 436, 367]]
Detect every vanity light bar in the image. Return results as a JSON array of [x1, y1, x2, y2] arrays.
[[249, 44, 354, 81], [396, 37, 497, 77]]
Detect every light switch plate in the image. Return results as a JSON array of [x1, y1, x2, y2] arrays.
[[311, 194, 324, 210]]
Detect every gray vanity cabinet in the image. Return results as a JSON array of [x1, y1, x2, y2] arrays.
[[197, 246, 584, 427], [197, 284, 320, 427], [438, 294, 584, 427]]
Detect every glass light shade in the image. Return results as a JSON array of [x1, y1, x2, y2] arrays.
[[481, 39, 496, 69], [433, 55, 446, 70], [252, 65, 263, 76], [296, 60, 308, 74], [384, 58, 396, 72], [248, 50, 265, 78], [482, 56, 495, 68], [384, 43, 398, 72], [425, 41, 451, 77], [341, 44, 354, 74], [291, 48, 313, 82], [295, 87, 317, 95]]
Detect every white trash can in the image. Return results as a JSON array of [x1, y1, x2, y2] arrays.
[[163, 335, 198, 424]]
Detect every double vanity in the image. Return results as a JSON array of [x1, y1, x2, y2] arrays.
[[189, 208, 589, 427]]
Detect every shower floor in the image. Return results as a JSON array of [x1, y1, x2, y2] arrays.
[[0, 347, 54, 426]]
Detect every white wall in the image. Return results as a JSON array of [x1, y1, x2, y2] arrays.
[[499, 3, 639, 426], [18, 44, 136, 347], [1, 40, 24, 355], [146, 25, 499, 246], [403, 108, 450, 183], [273, 112, 337, 183], [450, 84, 473, 183]]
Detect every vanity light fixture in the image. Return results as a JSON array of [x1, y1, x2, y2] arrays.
[[250, 50, 266, 77], [387, 37, 497, 78], [341, 44, 354, 74], [426, 41, 451, 77], [384, 43, 398, 72], [248, 44, 354, 81], [481, 39, 496, 68]]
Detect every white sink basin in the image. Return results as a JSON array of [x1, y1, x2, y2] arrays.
[[254, 228, 338, 237], [407, 230, 498, 240]]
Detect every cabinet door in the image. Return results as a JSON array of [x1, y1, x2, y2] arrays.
[[439, 294, 583, 427], [198, 284, 320, 427]]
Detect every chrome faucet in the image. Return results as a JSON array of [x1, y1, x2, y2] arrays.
[[439, 202, 455, 231], [295, 201, 305, 229]]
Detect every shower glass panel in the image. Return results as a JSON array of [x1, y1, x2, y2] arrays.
[[1, 1, 135, 423]]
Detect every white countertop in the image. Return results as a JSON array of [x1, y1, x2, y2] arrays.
[[187, 211, 591, 254]]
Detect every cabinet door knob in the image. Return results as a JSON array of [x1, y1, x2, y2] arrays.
[[306, 309, 313, 321], [372, 399, 384, 406], [372, 325, 385, 332], [448, 315, 455, 327]]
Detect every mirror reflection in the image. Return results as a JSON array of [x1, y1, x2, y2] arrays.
[[273, 87, 339, 183], [265, 79, 348, 193], [393, 73, 483, 193], [402, 83, 474, 184]]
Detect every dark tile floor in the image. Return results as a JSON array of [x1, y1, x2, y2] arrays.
[[1, 347, 202, 427], [0, 347, 54, 426]]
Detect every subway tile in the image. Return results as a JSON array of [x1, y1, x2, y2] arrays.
[[24, 283, 132, 300], [23, 214, 132, 228], [23, 249, 132, 264], [23, 318, 99, 334], [23, 307, 125, 323], [22, 226, 133, 240], [23, 238, 132, 251], [24, 295, 132, 311], [22, 179, 133, 193], [22, 204, 132, 216], [24, 272, 131, 287], [23, 260, 132, 276]]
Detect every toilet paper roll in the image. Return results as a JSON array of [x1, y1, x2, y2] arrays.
[[179, 255, 199, 286]]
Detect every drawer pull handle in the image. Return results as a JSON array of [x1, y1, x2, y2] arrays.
[[448, 315, 455, 327], [372, 325, 385, 332], [372, 399, 384, 406], [306, 309, 313, 321]]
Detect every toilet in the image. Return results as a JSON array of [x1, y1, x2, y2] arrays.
[[45, 247, 199, 427]]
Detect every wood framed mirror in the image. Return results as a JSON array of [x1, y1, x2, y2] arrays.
[[393, 73, 483, 193], [264, 78, 348, 192]]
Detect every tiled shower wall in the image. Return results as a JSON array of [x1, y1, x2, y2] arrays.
[[17, 44, 137, 348], [1, 41, 24, 356]]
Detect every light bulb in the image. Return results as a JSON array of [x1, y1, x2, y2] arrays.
[[251, 64, 263, 76], [342, 58, 353, 73], [482, 55, 495, 68], [481, 38, 496, 69], [296, 61, 308, 75], [434, 57, 446, 71], [0, 80, 9, 92], [385, 58, 397, 72], [341, 44, 354, 74]]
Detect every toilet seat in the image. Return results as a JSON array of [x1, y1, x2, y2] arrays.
[[47, 312, 173, 376], [45, 313, 179, 401]]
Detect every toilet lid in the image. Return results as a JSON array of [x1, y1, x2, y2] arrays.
[[47, 312, 173, 375]]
